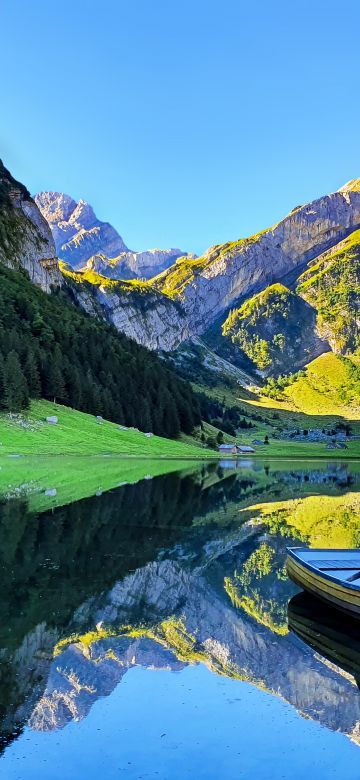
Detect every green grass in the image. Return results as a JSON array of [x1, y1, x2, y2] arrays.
[[60, 261, 153, 294], [0, 399, 215, 458], [254, 354, 360, 418], [190, 353, 360, 458], [0, 455, 203, 512], [223, 283, 291, 325], [296, 230, 360, 353]]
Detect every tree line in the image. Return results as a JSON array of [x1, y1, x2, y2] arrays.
[[0, 264, 201, 437]]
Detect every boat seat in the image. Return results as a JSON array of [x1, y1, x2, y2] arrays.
[[346, 571, 360, 583]]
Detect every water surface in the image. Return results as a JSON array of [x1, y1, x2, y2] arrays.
[[1, 459, 360, 778]]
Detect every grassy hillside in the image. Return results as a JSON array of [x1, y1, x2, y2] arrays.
[[186, 353, 360, 458], [297, 229, 360, 353], [0, 399, 214, 458], [221, 283, 324, 375], [256, 353, 360, 417], [153, 234, 267, 300]]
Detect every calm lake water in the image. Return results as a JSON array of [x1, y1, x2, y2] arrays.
[[1, 458, 360, 779]]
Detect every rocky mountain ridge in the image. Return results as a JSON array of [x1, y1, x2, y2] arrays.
[[58, 179, 360, 368], [35, 190, 190, 279], [0, 162, 61, 291], [2, 162, 359, 375]]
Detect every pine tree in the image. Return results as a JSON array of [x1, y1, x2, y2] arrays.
[[66, 365, 83, 409], [3, 351, 29, 412], [0, 262, 201, 436], [23, 348, 41, 398], [139, 397, 152, 432], [164, 392, 180, 438], [0, 352, 5, 409], [43, 348, 66, 403]]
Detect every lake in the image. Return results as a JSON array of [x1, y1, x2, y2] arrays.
[[0, 458, 360, 779]]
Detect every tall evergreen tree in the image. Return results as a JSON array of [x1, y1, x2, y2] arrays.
[[3, 351, 29, 412], [0, 352, 5, 409], [23, 348, 41, 399]]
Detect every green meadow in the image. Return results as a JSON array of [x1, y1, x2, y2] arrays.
[[0, 399, 213, 458]]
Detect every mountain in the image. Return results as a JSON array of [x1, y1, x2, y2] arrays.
[[297, 228, 360, 354], [0, 164, 201, 437], [0, 161, 60, 291], [219, 225, 360, 376], [35, 191, 189, 279], [221, 283, 329, 377], [34, 191, 129, 268], [3, 158, 359, 394], [155, 181, 360, 335], [83, 247, 193, 281], [54, 180, 360, 367]]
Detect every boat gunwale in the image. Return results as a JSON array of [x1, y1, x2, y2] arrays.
[[287, 547, 360, 593]]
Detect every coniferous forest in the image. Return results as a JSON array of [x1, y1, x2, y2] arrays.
[[0, 263, 200, 437]]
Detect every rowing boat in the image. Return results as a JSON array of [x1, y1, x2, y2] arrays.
[[286, 548, 360, 617], [288, 591, 360, 687]]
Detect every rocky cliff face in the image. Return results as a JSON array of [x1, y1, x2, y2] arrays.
[[13, 172, 360, 366], [35, 191, 129, 270], [36, 191, 189, 279], [0, 162, 61, 291], [84, 247, 192, 281], [63, 269, 190, 350], [55, 181, 360, 357], [157, 183, 360, 336]]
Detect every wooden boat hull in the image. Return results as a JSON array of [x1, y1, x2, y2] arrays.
[[286, 548, 360, 618], [288, 592, 360, 686]]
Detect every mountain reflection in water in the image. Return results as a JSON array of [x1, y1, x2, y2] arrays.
[[0, 459, 360, 756]]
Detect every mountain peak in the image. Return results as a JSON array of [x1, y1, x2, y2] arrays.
[[338, 179, 360, 193], [36, 190, 190, 278], [35, 190, 129, 269], [35, 192, 77, 223]]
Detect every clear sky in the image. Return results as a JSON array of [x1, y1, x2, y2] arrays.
[[1, 0, 359, 255]]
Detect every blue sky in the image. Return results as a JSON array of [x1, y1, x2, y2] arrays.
[[1, 0, 359, 255]]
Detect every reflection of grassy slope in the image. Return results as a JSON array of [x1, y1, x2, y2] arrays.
[[53, 618, 263, 687], [0, 400, 213, 458], [224, 542, 292, 635], [0, 456, 201, 512], [192, 462, 360, 531], [248, 493, 360, 548], [225, 581, 288, 635]]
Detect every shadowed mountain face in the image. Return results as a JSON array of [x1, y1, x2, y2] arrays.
[[0, 162, 60, 291], [1, 461, 360, 752]]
